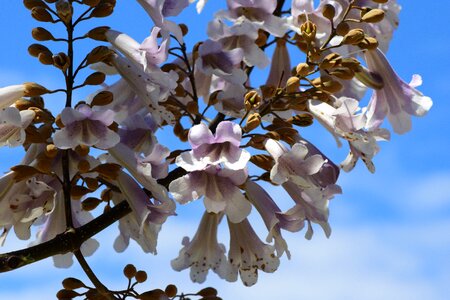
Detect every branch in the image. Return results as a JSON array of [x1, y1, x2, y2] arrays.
[[0, 201, 131, 273]]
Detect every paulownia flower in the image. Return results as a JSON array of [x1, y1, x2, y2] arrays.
[[364, 48, 432, 134], [227, 217, 280, 286], [169, 166, 251, 223], [176, 121, 250, 171], [171, 212, 235, 283], [0, 107, 35, 147]]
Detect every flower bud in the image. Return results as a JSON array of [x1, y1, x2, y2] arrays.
[[56, 0, 73, 24], [83, 72, 106, 85], [250, 154, 274, 171], [286, 76, 300, 93], [135, 270, 148, 283], [71, 185, 91, 199], [295, 63, 314, 77], [28, 43, 51, 57], [361, 8, 385, 23], [82, 0, 101, 6], [179, 23, 188, 36], [288, 114, 314, 127], [81, 197, 101, 211], [55, 114, 64, 128], [53, 52, 71, 72], [45, 144, 59, 158], [38, 51, 54, 65], [75, 144, 90, 156], [62, 278, 86, 290], [90, 3, 114, 18], [300, 21, 317, 41], [86, 26, 110, 41], [244, 113, 261, 133], [56, 289, 80, 299], [315, 76, 343, 93], [255, 29, 268, 47], [322, 4, 335, 20], [165, 285, 177, 298], [31, 27, 54, 41], [197, 287, 218, 297], [329, 67, 355, 80], [86, 46, 112, 65], [23, 0, 47, 10], [244, 90, 261, 111], [186, 101, 198, 115], [91, 91, 113, 106], [123, 264, 137, 279], [31, 6, 54, 22], [23, 82, 49, 96], [77, 159, 91, 173], [342, 29, 365, 45], [358, 36, 379, 50], [335, 22, 350, 36], [36, 158, 52, 173], [85, 177, 99, 190]]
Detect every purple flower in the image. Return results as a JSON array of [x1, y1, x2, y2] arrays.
[[169, 166, 251, 223], [0, 107, 35, 147], [177, 121, 250, 171], [364, 48, 432, 134], [53, 104, 120, 150]]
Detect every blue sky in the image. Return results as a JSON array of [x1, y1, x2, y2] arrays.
[[0, 1, 449, 299]]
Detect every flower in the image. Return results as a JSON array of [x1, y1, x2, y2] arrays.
[[176, 121, 250, 171], [169, 166, 251, 223], [266, 39, 291, 87], [53, 104, 120, 150], [171, 212, 235, 283], [227, 217, 280, 286], [0, 107, 35, 147], [364, 48, 432, 134], [0, 83, 48, 109]]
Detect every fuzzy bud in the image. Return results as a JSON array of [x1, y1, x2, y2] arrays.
[[53, 52, 71, 72], [31, 27, 54, 41], [322, 4, 335, 21], [335, 22, 350, 36], [342, 29, 365, 45], [286, 76, 300, 93], [31, 6, 53, 22], [23, 0, 47, 10], [62, 278, 86, 290], [91, 91, 113, 106], [82, 0, 101, 6], [28, 43, 51, 57], [83, 72, 106, 85], [86, 26, 110, 41], [90, 3, 114, 18], [244, 90, 261, 111], [86, 46, 112, 65], [244, 113, 261, 133], [56, 0, 73, 24], [24, 82, 49, 96], [165, 285, 177, 298], [295, 63, 314, 77], [361, 8, 385, 23]]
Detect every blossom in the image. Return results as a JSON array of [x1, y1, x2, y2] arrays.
[[0, 83, 48, 109], [169, 166, 251, 223], [308, 97, 390, 172], [53, 104, 120, 150], [244, 180, 293, 258], [112, 171, 174, 254], [171, 212, 235, 283], [0, 107, 35, 147], [176, 121, 250, 171], [264, 139, 326, 188], [197, 40, 246, 85], [227, 218, 280, 286], [364, 48, 432, 134], [207, 18, 269, 69], [266, 39, 291, 87]]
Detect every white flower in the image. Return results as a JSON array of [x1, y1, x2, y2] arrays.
[[0, 107, 35, 147], [364, 48, 432, 134], [171, 212, 235, 283], [227, 218, 280, 286], [53, 104, 120, 150], [176, 121, 250, 171], [169, 166, 251, 223]]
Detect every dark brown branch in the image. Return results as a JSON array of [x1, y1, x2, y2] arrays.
[[0, 201, 131, 273]]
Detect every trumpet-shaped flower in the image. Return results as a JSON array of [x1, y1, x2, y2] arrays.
[[0, 107, 35, 147], [169, 166, 251, 223], [364, 48, 432, 134], [171, 212, 235, 283], [227, 218, 280, 286], [176, 121, 250, 171], [53, 104, 120, 150]]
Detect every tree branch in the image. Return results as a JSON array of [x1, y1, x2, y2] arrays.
[[0, 201, 131, 273]]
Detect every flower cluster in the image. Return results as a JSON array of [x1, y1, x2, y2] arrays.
[[0, 0, 431, 291]]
